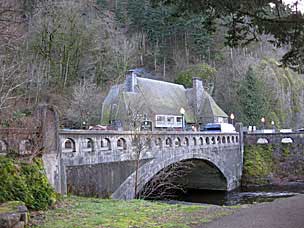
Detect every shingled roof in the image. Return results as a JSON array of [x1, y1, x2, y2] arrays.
[[101, 73, 227, 126], [200, 92, 228, 118]]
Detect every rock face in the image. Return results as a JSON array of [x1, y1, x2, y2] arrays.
[[0, 201, 28, 228]]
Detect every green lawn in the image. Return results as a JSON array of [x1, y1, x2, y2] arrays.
[[31, 196, 237, 228]]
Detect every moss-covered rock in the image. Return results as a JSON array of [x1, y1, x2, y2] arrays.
[[242, 145, 274, 185], [243, 143, 304, 186], [0, 201, 28, 228], [0, 157, 57, 210]]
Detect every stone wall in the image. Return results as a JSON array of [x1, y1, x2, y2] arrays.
[[0, 128, 38, 156], [0, 105, 61, 193], [66, 159, 150, 197], [242, 133, 304, 186]]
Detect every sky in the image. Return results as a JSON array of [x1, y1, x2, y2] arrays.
[[283, 0, 304, 11]]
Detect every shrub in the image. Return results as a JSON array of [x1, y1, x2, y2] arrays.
[[0, 156, 57, 210], [175, 64, 216, 88]]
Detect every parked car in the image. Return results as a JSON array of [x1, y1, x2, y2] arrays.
[[201, 123, 236, 133]]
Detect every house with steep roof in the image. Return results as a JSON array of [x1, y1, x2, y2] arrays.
[[101, 70, 228, 130]]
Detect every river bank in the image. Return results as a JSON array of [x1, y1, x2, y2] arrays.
[[29, 194, 304, 228], [29, 196, 240, 228], [30, 194, 304, 228]]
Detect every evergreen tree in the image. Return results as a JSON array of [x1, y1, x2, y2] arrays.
[[238, 67, 269, 126]]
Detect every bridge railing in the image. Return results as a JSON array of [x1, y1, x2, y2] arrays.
[[0, 128, 40, 156], [58, 130, 240, 158], [244, 132, 304, 145]]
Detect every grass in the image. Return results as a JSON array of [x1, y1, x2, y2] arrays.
[[31, 196, 237, 228]]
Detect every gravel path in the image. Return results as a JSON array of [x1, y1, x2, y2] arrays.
[[200, 194, 304, 228]]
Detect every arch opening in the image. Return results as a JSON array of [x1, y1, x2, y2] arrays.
[[281, 137, 293, 144], [199, 137, 204, 145], [63, 138, 76, 153], [101, 138, 111, 150], [184, 137, 189, 146], [117, 138, 127, 150], [165, 138, 172, 147], [19, 139, 32, 155], [0, 140, 7, 154], [155, 138, 162, 148], [193, 137, 197, 146], [138, 159, 228, 200], [85, 138, 94, 152], [175, 137, 181, 147], [257, 138, 269, 144]]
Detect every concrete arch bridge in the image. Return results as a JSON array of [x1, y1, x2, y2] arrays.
[[58, 130, 243, 199]]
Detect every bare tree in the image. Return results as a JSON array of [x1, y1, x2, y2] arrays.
[[0, 56, 29, 112], [0, 0, 26, 44], [138, 160, 195, 200], [65, 79, 104, 128], [124, 93, 152, 198], [125, 93, 195, 199]]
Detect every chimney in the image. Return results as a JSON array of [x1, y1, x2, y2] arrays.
[[125, 70, 137, 92], [192, 77, 204, 116]]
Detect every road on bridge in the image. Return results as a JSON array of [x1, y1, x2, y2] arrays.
[[200, 194, 304, 228]]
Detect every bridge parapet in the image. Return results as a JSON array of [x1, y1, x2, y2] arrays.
[[244, 132, 304, 145], [0, 128, 39, 156], [59, 130, 240, 161]]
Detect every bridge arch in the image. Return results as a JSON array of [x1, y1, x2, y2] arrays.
[[62, 138, 76, 153], [101, 138, 111, 150], [184, 137, 189, 146], [84, 138, 94, 152], [211, 137, 216, 144], [281, 137, 293, 144], [155, 138, 162, 148], [112, 148, 233, 200], [217, 136, 221, 144], [227, 136, 231, 144], [138, 158, 227, 198], [222, 136, 226, 144], [117, 138, 127, 150], [19, 139, 32, 155], [257, 138, 269, 144], [199, 137, 203, 145], [193, 137, 197, 146], [165, 137, 172, 147], [175, 137, 181, 147], [205, 137, 210, 144]]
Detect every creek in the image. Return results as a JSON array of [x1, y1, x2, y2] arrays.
[[177, 182, 304, 205]]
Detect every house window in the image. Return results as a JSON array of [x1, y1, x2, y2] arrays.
[[176, 117, 182, 123], [167, 117, 174, 123], [156, 116, 165, 122]]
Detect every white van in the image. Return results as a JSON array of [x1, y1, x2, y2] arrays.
[[202, 123, 236, 133]]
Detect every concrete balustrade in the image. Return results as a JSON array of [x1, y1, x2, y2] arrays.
[[58, 130, 242, 199]]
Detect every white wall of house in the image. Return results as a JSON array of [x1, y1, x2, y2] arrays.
[[155, 115, 183, 128]]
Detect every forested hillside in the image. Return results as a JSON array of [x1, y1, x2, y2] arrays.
[[1, 0, 304, 128]]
